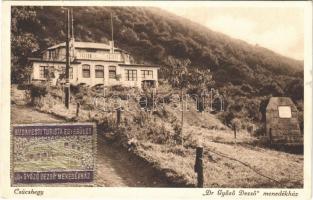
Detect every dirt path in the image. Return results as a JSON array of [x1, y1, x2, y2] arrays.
[[11, 104, 173, 187], [11, 105, 63, 124], [96, 136, 172, 187]]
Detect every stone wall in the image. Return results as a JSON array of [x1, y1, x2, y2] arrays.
[[266, 97, 302, 145]]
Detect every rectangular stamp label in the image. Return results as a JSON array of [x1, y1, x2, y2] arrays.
[[11, 123, 96, 186]]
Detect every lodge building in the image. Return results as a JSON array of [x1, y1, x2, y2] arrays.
[[29, 40, 159, 89]]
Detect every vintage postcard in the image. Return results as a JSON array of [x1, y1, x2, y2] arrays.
[[0, 0, 312, 199]]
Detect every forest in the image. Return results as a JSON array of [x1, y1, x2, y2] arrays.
[[11, 6, 304, 130]]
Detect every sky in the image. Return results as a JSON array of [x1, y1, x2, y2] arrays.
[[160, 6, 304, 60]]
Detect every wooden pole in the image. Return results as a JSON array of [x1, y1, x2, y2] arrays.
[[76, 102, 80, 117], [71, 8, 74, 39], [110, 13, 114, 42], [70, 8, 75, 59], [210, 88, 213, 111], [181, 88, 184, 148], [116, 107, 121, 126], [234, 125, 237, 139], [269, 128, 272, 146], [194, 147, 204, 187], [64, 9, 70, 109]]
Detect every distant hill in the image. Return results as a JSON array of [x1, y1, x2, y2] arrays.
[[11, 6, 304, 126]]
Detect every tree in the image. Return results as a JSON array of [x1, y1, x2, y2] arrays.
[[260, 81, 284, 96], [259, 97, 270, 122], [11, 7, 39, 84], [285, 78, 304, 101], [120, 27, 139, 44], [165, 56, 190, 147], [188, 68, 214, 112]]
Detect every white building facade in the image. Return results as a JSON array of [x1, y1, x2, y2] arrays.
[[29, 41, 159, 89]]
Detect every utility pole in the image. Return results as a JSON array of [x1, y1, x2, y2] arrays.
[[71, 9, 74, 39], [64, 9, 70, 109], [110, 12, 114, 42], [101, 13, 114, 95], [70, 8, 75, 59]]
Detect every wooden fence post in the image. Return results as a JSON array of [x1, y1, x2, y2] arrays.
[[116, 107, 122, 126], [76, 102, 80, 117], [194, 146, 204, 187], [269, 128, 272, 146]]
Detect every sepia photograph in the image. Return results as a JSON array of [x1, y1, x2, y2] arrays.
[[1, 1, 312, 199]]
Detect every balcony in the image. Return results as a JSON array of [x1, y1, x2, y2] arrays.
[[76, 52, 122, 62]]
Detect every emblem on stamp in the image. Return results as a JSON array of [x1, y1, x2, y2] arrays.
[[11, 123, 96, 186]]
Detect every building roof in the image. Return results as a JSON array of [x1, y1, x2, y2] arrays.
[[28, 57, 159, 68], [118, 63, 160, 68], [266, 97, 297, 111], [47, 41, 124, 52], [28, 57, 81, 64]]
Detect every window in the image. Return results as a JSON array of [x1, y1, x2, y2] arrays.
[[125, 69, 137, 81], [278, 106, 292, 118], [95, 65, 104, 78], [69, 67, 73, 79], [40, 66, 55, 78], [82, 64, 90, 78], [48, 50, 56, 60], [39, 66, 48, 78], [109, 66, 116, 79], [48, 51, 52, 59], [50, 67, 55, 78], [141, 70, 153, 79]]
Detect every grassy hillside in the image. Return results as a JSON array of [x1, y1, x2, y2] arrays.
[[11, 84, 303, 187], [11, 6, 304, 128]]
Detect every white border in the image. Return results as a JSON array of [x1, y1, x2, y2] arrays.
[[0, 1, 312, 199]]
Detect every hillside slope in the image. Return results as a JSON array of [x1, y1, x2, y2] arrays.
[[11, 84, 303, 188], [11, 6, 304, 127]]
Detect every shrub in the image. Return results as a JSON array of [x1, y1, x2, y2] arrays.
[[29, 83, 48, 98], [231, 118, 242, 130], [49, 85, 63, 99], [147, 122, 169, 144], [17, 84, 31, 90], [70, 84, 90, 96], [96, 114, 116, 132], [254, 124, 266, 137], [110, 85, 130, 92], [28, 83, 49, 105], [35, 93, 58, 110], [245, 122, 255, 134], [70, 84, 81, 95], [217, 111, 235, 127], [172, 122, 182, 144], [152, 108, 169, 118]]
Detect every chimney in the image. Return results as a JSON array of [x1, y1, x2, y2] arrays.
[[109, 41, 114, 53]]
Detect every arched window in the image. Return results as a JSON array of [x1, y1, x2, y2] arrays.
[[82, 64, 90, 78], [95, 65, 104, 78], [109, 66, 116, 79]]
